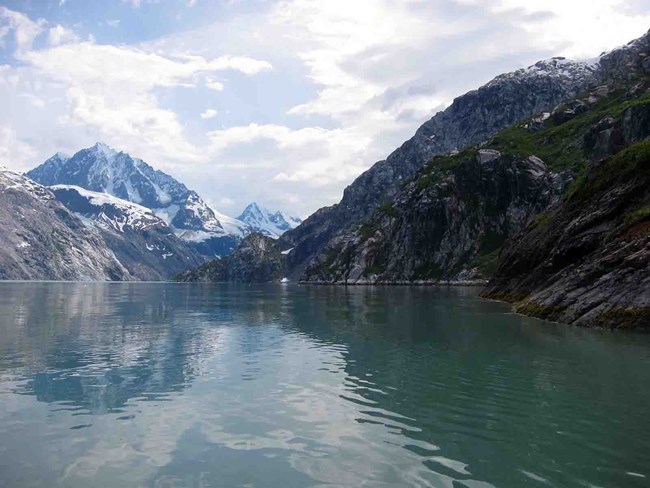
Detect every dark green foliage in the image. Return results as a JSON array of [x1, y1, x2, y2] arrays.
[[567, 139, 650, 205], [416, 91, 650, 183], [359, 223, 377, 242], [479, 230, 506, 255], [377, 203, 399, 218], [473, 248, 501, 277], [412, 262, 443, 280], [532, 211, 554, 229], [624, 205, 650, 226]]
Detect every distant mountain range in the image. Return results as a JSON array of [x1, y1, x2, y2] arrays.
[[27, 143, 301, 256], [238, 202, 302, 239], [0, 143, 300, 280]]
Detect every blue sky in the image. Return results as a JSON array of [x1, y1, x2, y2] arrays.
[[0, 0, 649, 217]]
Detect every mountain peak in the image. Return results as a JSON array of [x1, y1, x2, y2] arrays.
[[244, 202, 262, 212], [27, 144, 243, 257], [237, 202, 301, 238], [53, 152, 70, 161], [89, 142, 118, 159]]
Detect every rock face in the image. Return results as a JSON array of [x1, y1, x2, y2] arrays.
[[297, 40, 650, 285], [51, 186, 205, 280], [482, 140, 650, 329], [237, 202, 302, 238], [28, 143, 243, 257], [175, 233, 284, 283], [179, 30, 650, 293], [278, 55, 601, 277], [303, 153, 571, 283], [273, 30, 650, 279], [0, 168, 131, 281]]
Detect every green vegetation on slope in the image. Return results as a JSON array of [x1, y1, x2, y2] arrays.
[[416, 89, 650, 182]]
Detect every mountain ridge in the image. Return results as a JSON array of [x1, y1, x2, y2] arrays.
[[237, 202, 302, 238], [28, 142, 239, 256], [51, 185, 205, 280]]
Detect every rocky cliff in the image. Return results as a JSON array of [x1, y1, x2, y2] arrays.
[[279, 55, 601, 278], [175, 233, 284, 283], [176, 28, 650, 316], [51, 186, 205, 280], [0, 168, 131, 281], [302, 152, 571, 284], [273, 30, 650, 281], [301, 73, 650, 284], [482, 140, 650, 329]]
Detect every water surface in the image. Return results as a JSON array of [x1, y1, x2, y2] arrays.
[[0, 282, 648, 487]]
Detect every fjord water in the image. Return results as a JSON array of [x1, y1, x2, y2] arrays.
[[0, 283, 648, 487]]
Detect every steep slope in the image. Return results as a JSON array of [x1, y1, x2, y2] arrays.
[[0, 168, 131, 281], [275, 30, 650, 279], [237, 202, 301, 238], [28, 143, 240, 257], [180, 29, 650, 285], [482, 140, 650, 329], [279, 56, 602, 277], [175, 233, 284, 283], [303, 152, 571, 283], [303, 79, 650, 283], [51, 186, 205, 280]]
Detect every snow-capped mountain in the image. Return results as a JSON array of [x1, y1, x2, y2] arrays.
[[28, 143, 238, 256], [237, 203, 302, 238], [51, 185, 163, 233], [50, 185, 205, 280]]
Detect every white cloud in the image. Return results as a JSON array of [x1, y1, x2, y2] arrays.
[[200, 108, 218, 119], [0, 124, 37, 172], [0, 10, 273, 169], [1, 2, 649, 216], [106, 20, 121, 28], [205, 77, 225, 91], [20, 43, 271, 91], [0, 6, 45, 51], [208, 123, 330, 152], [121, 0, 146, 7], [465, 0, 650, 58], [47, 24, 79, 46]]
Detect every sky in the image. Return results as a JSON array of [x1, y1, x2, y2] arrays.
[[0, 1, 648, 218]]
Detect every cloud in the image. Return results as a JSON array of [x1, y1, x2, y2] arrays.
[[1, 2, 649, 217], [106, 20, 121, 28], [0, 6, 45, 51], [0, 124, 38, 172], [20, 43, 271, 91], [47, 25, 79, 46], [200, 108, 218, 119], [121, 0, 151, 7], [467, 0, 650, 58], [208, 124, 331, 152], [0, 8, 273, 169], [205, 77, 225, 91]]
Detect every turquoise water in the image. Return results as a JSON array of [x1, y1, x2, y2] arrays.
[[0, 282, 649, 487]]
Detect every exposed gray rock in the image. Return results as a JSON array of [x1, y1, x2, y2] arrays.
[[301, 153, 572, 284], [182, 30, 650, 292], [0, 169, 131, 281], [175, 233, 284, 283], [51, 186, 205, 280], [482, 140, 650, 329], [280, 32, 650, 280]]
